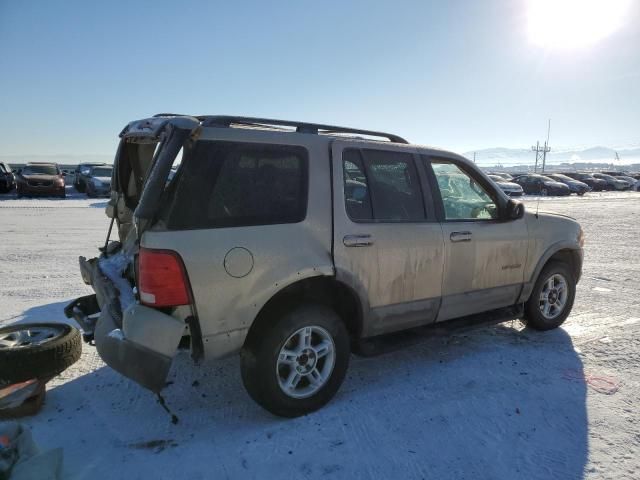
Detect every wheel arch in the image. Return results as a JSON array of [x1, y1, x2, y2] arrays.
[[243, 276, 364, 348], [518, 243, 583, 303]]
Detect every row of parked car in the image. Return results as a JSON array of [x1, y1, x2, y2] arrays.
[[0, 161, 113, 198], [487, 171, 640, 196]]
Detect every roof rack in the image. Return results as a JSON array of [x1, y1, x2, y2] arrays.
[[152, 113, 408, 144]]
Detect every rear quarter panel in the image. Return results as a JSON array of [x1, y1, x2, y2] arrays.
[[141, 131, 334, 358]]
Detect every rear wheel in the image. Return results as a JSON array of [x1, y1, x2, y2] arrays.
[[241, 304, 350, 417], [523, 261, 575, 330]]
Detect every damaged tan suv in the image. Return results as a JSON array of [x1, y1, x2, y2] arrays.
[[65, 114, 584, 417]]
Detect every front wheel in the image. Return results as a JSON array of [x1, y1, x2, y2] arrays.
[[523, 261, 576, 330], [241, 304, 350, 417]]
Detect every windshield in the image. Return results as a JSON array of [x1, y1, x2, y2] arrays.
[[91, 167, 113, 177], [22, 165, 59, 175]]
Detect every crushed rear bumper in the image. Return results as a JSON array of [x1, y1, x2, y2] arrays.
[[65, 254, 185, 393]]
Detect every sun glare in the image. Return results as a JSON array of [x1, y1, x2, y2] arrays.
[[527, 0, 632, 49]]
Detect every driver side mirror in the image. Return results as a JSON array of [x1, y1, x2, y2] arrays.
[[505, 199, 525, 220]]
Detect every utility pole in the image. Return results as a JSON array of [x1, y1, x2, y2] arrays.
[[532, 119, 551, 172], [473, 152, 476, 163], [542, 119, 551, 172]]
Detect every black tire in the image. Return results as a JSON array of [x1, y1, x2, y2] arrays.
[[241, 304, 350, 417], [0, 323, 82, 386], [523, 261, 576, 331]]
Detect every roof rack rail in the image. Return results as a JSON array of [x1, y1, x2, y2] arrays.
[[184, 115, 408, 144]]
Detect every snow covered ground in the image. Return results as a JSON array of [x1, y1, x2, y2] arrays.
[[1, 188, 639, 479]]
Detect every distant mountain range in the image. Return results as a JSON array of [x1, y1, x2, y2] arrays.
[[2, 144, 640, 170], [463, 145, 640, 168]]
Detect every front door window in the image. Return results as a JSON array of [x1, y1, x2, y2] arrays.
[[431, 162, 498, 220]]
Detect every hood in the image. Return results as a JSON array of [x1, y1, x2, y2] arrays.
[[92, 176, 112, 183], [543, 180, 567, 188], [568, 180, 588, 188], [498, 181, 522, 189]]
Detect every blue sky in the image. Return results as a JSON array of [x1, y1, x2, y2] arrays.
[[1, 0, 638, 157]]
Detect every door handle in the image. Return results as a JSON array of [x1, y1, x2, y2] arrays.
[[343, 234, 374, 247], [450, 231, 472, 243]]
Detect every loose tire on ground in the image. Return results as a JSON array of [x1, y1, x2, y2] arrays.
[[523, 261, 576, 331], [0, 323, 82, 386], [241, 304, 350, 417]]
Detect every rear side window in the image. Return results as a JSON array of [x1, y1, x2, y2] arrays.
[[342, 148, 425, 222], [165, 141, 308, 229]]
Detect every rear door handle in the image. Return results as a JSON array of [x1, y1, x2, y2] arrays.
[[450, 231, 472, 243], [343, 234, 374, 247]]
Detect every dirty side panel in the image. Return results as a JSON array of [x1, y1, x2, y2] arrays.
[[142, 129, 334, 359]]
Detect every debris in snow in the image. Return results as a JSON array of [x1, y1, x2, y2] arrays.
[[156, 394, 179, 425], [592, 287, 613, 293], [128, 439, 177, 454], [0, 422, 63, 479], [562, 369, 621, 395]]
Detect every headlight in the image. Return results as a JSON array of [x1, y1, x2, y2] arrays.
[[55, 178, 65, 186]]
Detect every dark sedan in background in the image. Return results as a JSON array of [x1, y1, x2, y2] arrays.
[[545, 173, 591, 195], [512, 174, 571, 196], [16, 163, 66, 198], [562, 172, 607, 191], [592, 173, 630, 191]]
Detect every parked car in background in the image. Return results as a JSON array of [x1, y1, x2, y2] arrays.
[[489, 172, 514, 181], [488, 174, 524, 196], [16, 163, 66, 198], [74, 162, 106, 192], [66, 114, 584, 417], [512, 174, 571, 196], [84, 165, 113, 197], [0, 162, 16, 193], [592, 173, 630, 191], [545, 174, 590, 196], [611, 175, 640, 191], [562, 172, 607, 191]]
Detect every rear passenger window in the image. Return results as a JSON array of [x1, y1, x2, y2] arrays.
[[164, 141, 308, 229], [342, 148, 425, 222], [343, 149, 373, 221]]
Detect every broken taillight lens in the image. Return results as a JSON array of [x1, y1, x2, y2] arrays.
[[138, 248, 191, 307]]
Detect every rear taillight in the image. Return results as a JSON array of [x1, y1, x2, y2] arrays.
[[138, 248, 191, 307]]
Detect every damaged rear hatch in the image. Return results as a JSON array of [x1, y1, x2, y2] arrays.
[[65, 115, 201, 392]]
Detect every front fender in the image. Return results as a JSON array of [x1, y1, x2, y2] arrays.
[[518, 241, 583, 303]]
